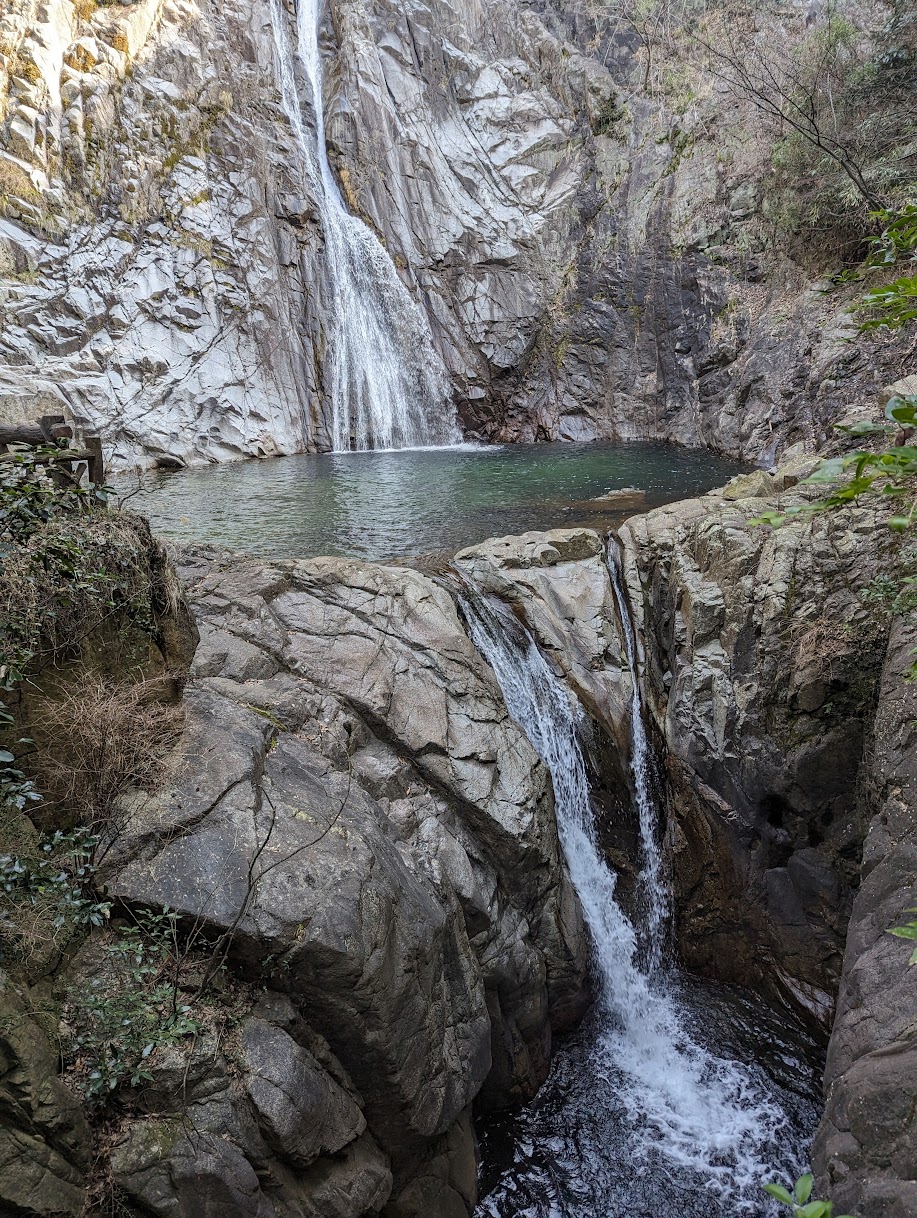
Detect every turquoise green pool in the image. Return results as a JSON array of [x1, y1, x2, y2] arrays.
[[118, 442, 748, 562]]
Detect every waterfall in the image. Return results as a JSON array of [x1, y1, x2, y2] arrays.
[[606, 534, 668, 968], [454, 579, 792, 1207], [269, 0, 461, 452]]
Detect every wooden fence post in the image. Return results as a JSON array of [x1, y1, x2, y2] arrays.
[[84, 435, 105, 487]]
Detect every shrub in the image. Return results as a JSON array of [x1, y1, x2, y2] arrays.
[[62, 909, 199, 1104], [27, 678, 182, 827], [0, 826, 111, 968], [764, 1173, 854, 1217]]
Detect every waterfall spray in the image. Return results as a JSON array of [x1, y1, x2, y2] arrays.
[[269, 0, 461, 451]]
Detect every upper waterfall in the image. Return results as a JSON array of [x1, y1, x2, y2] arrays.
[[269, 0, 461, 451]]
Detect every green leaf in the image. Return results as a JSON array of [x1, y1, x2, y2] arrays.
[[764, 1183, 795, 1204], [888, 925, 917, 941], [836, 420, 891, 436], [804, 458, 846, 484], [0, 750, 15, 763], [794, 1175, 814, 1204], [795, 1202, 830, 1218]]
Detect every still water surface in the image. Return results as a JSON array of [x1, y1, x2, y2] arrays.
[[116, 442, 748, 561]]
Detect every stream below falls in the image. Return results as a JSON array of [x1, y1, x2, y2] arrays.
[[454, 574, 821, 1218]]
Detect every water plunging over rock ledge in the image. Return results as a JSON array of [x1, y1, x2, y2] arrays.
[[0, 0, 909, 469], [452, 575, 814, 1214], [3, 468, 912, 1218], [269, 0, 459, 451]]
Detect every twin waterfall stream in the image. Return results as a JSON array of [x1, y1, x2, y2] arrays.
[[454, 552, 814, 1216], [269, 0, 460, 451], [268, 1, 816, 1211]]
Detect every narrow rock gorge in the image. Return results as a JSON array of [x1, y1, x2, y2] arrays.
[[3, 466, 915, 1215]]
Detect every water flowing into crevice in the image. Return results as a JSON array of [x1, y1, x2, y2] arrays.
[[606, 534, 668, 969], [268, 0, 461, 451], [452, 578, 815, 1216]]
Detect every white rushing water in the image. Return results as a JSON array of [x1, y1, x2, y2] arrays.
[[269, 0, 461, 451], [606, 534, 668, 969], [455, 580, 792, 1207]]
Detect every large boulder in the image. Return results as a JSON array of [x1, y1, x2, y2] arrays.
[[454, 528, 631, 745], [100, 547, 589, 1215]]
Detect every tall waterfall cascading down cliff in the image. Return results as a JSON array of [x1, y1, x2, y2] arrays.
[[269, 0, 461, 451], [455, 578, 810, 1214]]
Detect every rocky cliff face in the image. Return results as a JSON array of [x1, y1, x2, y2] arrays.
[[454, 498, 915, 1217], [813, 622, 917, 1218], [619, 487, 895, 1032], [612, 483, 915, 1217], [3, 483, 914, 1215], [1, 0, 909, 468], [73, 545, 587, 1217]]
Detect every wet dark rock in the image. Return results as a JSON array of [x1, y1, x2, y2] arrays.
[[0, 973, 89, 1218], [813, 623, 917, 1217], [618, 491, 894, 1032]]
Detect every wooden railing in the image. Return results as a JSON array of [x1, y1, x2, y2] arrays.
[[0, 415, 105, 489]]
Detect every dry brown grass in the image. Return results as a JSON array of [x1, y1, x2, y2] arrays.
[[28, 677, 183, 827], [0, 155, 40, 204]]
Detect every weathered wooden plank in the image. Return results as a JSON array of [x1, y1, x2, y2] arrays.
[[0, 419, 73, 445], [0, 448, 95, 465], [0, 425, 48, 445], [83, 434, 105, 486]]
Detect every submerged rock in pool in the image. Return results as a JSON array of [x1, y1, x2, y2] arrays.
[[584, 486, 648, 510]]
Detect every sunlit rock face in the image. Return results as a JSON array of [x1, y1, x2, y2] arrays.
[[0, 0, 318, 467], [0, 0, 613, 468], [1, 0, 907, 468]]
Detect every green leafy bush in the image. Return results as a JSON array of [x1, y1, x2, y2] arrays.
[[0, 826, 111, 964], [0, 826, 109, 926], [750, 395, 917, 532], [63, 908, 199, 1103], [850, 198, 917, 329], [0, 443, 107, 544], [888, 908, 917, 964], [764, 1173, 854, 1217]]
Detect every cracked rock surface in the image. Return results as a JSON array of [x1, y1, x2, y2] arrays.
[[0, 0, 909, 466], [100, 544, 588, 1216]]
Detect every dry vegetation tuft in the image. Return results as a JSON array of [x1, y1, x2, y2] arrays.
[[28, 677, 183, 827]]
